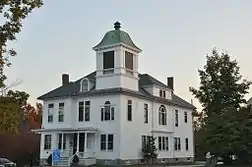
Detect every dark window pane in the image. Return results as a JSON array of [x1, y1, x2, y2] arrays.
[[107, 134, 114, 150], [103, 51, 114, 69], [79, 101, 84, 122], [100, 134, 106, 150], [125, 51, 133, 70]]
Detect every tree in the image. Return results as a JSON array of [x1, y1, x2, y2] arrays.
[[0, 90, 29, 134], [0, 0, 43, 88], [190, 49, 252, 164], [190, 49, 251, 117], [142, 136, 158, 164]]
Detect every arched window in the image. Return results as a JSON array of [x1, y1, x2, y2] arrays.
[[101, 101, 115, 121], [159, 105, 167, 125], [80, 78, 89, 92]]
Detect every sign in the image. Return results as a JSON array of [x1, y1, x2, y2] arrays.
[[52, 149, 60, 165]]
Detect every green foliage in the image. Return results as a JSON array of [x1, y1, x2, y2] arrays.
[[191, 49, 252, 164], [190, 49, 251, 117], [0, 90, 29, 134], [142, 136, 158, 164], [0, 0, 43, 88]]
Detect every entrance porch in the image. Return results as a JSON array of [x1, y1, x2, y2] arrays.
[[32, 127, 98, 165]]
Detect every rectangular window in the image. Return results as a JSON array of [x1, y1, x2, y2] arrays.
[[58, 134, 66, 150], [125, 51, 133, 75], [174, 137, 181, 151], [185, 138, 189, 151], [44, 134, 51, 150], [163, 90, 166, 98], [103, 51, 114, 74], [158, 136, 169, 151], [78, 101, 84, 122], [184, 111, 188, 123], [107, 134, 114, 150], [58, 103, 64, 122], [101, 106, 115, 121], [127, 100, 132, 121], [158, 136, 162, 150], [100, 134, 106, 150], [85, 101, 90, 121], [142, 136, 147, 149], [175, 110, 178, 127], [48, 104, 54, 123], [165, 137, 169, 150], [144, 103, 148, 123], [159, 90, 162, 97]]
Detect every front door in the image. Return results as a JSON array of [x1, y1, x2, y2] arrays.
[[73, 133, 77, 155]]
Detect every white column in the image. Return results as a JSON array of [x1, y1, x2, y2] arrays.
[[84, 132, 87, 152], [77, 132, 79, 152], [61, 133, 64, 151]]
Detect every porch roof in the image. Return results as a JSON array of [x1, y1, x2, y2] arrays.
[[31, 127, 98, 133]]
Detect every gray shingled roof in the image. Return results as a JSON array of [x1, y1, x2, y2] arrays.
[[38, 72, 195, 110]]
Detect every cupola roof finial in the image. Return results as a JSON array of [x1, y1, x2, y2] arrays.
[[114, 21, 121, 30]]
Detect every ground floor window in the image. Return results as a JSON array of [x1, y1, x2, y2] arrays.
[[185, 138, 189, 151], [44, 134, 51, 150], [58, 134, 66, 150], [158, 136, 169, 151], [174, 137, 181, 151], [100, 134, 114, 151], [141, 135, 151, 149]]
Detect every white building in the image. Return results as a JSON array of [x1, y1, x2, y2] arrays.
[[34, 22, 195, 166]]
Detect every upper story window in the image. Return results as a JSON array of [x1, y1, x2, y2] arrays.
[[48, 103, 54, 123], [80, 78, 89, 92], [127, 100, 132, 121], [184, 111, 188, 123], [78, 101, 91, 122], [144, 103, 148, 123], [101, 101, 115, 121], [159, 105, 167, 125], [159, 90, 166, 98], [175, 110, 179, 127], [58, 102, 64, 122], [125, 51, 133, 75], [103, 51, 114, 75]]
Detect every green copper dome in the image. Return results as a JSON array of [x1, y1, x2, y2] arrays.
[[93, 22, 141, 52]]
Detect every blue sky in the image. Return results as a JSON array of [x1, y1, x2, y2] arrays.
[[4, 0, 252, 110]]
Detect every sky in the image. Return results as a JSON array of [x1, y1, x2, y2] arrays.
[[3, 0, 252, 110]]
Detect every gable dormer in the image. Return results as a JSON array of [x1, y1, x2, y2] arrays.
[[80, 78, 90, 92], [139, 74, 173, 100]]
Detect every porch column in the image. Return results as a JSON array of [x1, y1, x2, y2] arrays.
[[61, 133, 64, 151], [77, 132, 79, 152], [84, 132, 87, 152]]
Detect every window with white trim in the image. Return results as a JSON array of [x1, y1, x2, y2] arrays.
[[127, 100, 132, 121], [85, 101, 90, 121], [159, 105, 167, 125], [185, 138, 189, 151], [174, 137, 181, 151], [144, 103, 148, 123], [58, 102, 64, 122], [48, 104, 54, 123], [80, 78, 89, 92], [101, 101, 115, 121], [184, 111, 188, 123], [44, 134, 51, 150], [175, 110, 179, 127], [158, 136, 169, 151], [100, 134, 114, 151]]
